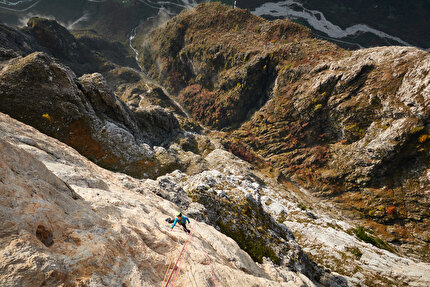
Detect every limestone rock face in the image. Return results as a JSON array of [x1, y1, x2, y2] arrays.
[[0, 112, 318, 287], [137, 147, 430, 287], [136, 3, 430, 259], [2, 111, 430, 286]]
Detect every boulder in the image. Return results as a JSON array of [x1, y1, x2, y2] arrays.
[[0, 52, 154, 178]]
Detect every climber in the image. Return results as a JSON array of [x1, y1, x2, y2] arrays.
[[170, 212, 191, 234]]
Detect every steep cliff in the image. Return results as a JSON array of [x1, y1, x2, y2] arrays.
[[2, 111, 429, 286], [0, 112, 319, 287], [0, 17, 137, 76], [136, 3, 430, 260], [1, 3, 430, 286]]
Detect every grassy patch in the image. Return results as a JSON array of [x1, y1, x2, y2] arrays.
[[346, 246, 363, 259], [353, 226, 396, 253], [217, 219, 281, 265]]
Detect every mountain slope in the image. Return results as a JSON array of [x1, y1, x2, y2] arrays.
[[136, 2, 430, 260], [1, 3, 430, 286]]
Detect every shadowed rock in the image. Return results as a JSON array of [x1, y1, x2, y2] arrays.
[[0, 52, 177, 178]]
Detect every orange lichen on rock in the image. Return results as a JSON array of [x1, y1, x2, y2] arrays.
[[42, 113, 53, 124]]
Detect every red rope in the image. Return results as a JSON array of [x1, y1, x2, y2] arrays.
[[171, 220, 196, 287], [163, 220, 196, 287], [196, 241, 219, 287], [161, 246, 177, 287]]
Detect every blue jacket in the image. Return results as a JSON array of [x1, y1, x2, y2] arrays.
[[171, 216, 190, 228]]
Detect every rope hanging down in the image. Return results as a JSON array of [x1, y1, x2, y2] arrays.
[[163, 220, 196, 287], [161, 245, 178, 287], [196, 241, 219, 287], [161, 221, 219, 287], [171, 220, 196, 287]]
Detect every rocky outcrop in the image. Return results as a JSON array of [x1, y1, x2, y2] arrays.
[[0, 18, 95, 75], [0, 112, 322, 287], [103, 67, 186, 145], [132, 105, 181, 146], [24, 17, 139, 75], [0, 23, 43, 57], [0, 52, 187, 179], [136, 2, 317, 128], [25, 17, 83, 65], [106, 66, 186, 116], [136, 3, 430, 260], [0, 17, 137, 76]]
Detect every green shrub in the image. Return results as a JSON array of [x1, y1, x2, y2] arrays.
[[217, 219, 281, 265], [353, 226, 396, 253]]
